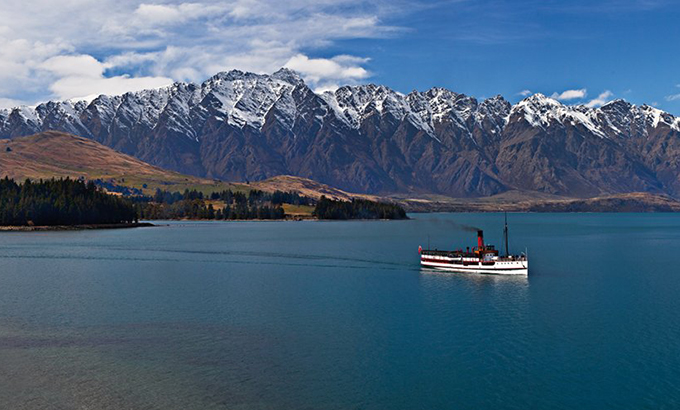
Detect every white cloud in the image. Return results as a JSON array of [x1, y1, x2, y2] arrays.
[[51, 75, 174, 102], [517, 89, 531, 97], [585, 90, 614, 108], [0, 0, 402, 106], [551, 88, 587, 101], [133, 3, 230, 27], [134, 4, 185, 25], [38, 54, 173, 101], [40, 55, 105, 79], [284, 54, 370, 91], [665, 84, 680, 102], [0, 37, 72, 98]]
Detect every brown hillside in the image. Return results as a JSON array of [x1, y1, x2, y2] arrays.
[[0, 132, 390, 201], [0, 132, 218, 191], [242, 175, 382, 202]]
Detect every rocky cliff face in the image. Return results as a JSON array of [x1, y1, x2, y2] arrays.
[[2, 68, 680, 197]]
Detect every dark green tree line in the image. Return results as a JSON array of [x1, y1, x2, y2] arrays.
[[313, 197, 408, 220], [138, 188, 288, 220], [0, 178, 137, 226]]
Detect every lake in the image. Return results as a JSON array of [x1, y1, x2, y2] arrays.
[[0, 213, 679, 409]]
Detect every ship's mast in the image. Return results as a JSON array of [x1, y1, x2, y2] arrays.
[[504, 212, 509, 257]]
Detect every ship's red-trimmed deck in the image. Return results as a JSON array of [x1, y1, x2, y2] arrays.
[[420, 250, 526, 263]]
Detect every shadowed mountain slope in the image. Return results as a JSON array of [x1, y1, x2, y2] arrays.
[[2, 70, 680, 198]]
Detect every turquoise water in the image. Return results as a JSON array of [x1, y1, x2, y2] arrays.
[[0, 214, 679, 409]]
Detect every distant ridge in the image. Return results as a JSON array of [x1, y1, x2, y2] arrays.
[[2, 69, 680, 199], [402, 192, 680, 213], [2, 131, 678, 212]]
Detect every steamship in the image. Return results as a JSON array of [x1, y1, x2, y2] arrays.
[[419, 216, 528, 275]]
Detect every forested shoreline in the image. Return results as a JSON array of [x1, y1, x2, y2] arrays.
[[0, 178, 408, 227], [0, 178, 137, 226], [313, 197, 408, 220], [135, 188, 293, 220]]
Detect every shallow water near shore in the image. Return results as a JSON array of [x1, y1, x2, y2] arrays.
[[0, 214, 679, 409]]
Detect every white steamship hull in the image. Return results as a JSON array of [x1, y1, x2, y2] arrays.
[[420, 254, 528, 275]]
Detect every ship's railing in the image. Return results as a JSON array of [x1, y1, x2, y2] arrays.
[[495, 256, 527, 262], [421, 249, 526, 261], [421, 250, 464, 257]]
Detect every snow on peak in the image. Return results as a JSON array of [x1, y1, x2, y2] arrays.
[[639, 104, 675, 129], [512, 94, 562, 127], [13, 105, 43, 126], [512, 93, 607, 138], [322, 84, 410, 128], [477, 95, 511, 128], [321, 84, 496, 142], [508, 93, 680, 139], [271, 68, 304, 85], [208, 69, 249, 83], [1, 69, 678, 143], [204, 71, 299, 129], [601, 99, 631, 110], [672, 118, 680, 132]]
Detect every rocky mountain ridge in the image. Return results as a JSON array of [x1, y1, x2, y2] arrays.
[[2, 68, 680, 198]]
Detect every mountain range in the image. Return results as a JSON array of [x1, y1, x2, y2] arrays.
[[2, 68, 680, 198]]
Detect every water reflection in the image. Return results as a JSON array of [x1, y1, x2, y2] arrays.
[[419, 267, 529, 286], [418, 267, 530, 312]]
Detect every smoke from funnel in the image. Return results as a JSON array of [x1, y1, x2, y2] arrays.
[[447, 221, 481, 232], [427, 218, 481, 232]]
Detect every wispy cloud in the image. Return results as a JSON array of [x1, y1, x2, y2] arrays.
[[517, 89, 532, 97], [665, 84, 680, 101], [551, 89, 587, 101], [536, 0, 669, 14], [585, 90, 614, 108]]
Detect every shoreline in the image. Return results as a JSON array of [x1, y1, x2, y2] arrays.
[[143, 218, 407, 223], [0, 222, 155, 232], [0, 219, 409, 230]]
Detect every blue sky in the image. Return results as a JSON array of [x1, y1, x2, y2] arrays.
[[1, 0, 679, 114], [361, 0, 680, 112]]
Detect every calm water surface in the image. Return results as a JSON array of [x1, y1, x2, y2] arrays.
[[0, 213, 679, 409]]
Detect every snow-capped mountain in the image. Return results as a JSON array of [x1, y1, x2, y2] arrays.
[[2, 68, 680, 197]]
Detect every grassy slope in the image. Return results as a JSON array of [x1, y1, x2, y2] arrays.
[[0, 132, 234, 194], [232, 176, 386, 217], [240, 175, 382, 201]]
